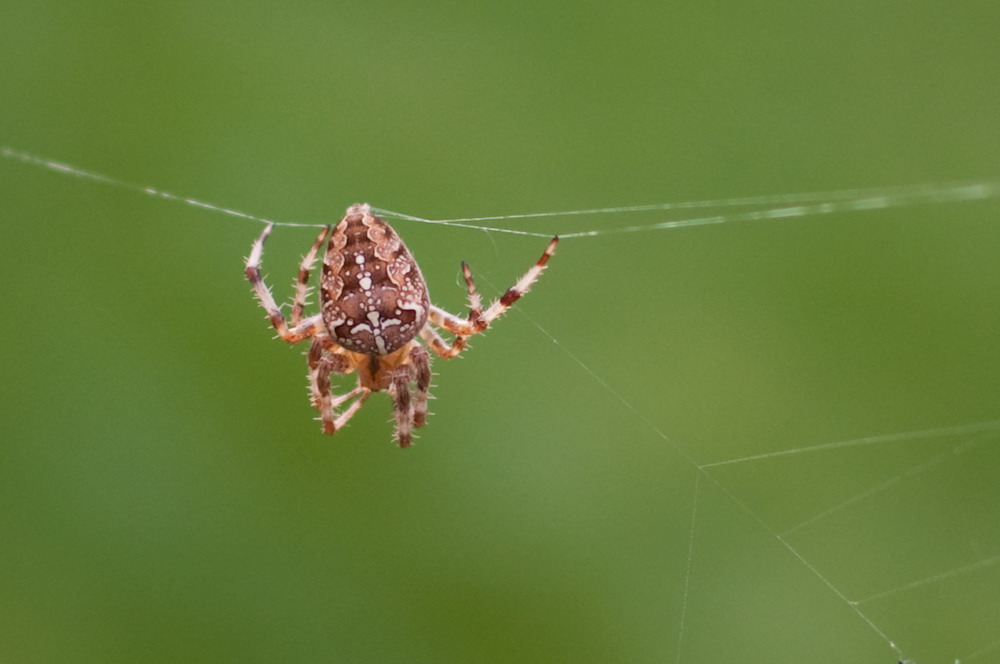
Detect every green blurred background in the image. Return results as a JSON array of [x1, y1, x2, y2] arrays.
[[2, 1, 999, 662]]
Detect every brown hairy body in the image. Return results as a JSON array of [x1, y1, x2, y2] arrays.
[[246, 203, 558, 447]]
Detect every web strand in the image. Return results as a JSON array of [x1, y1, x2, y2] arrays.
[[401, 181, 1000, 222], [374, 207, 554, 238], [6, 146, 999, 241], [780, 433, 994, 536], [849, 554, 1000, 606], [698, 419, 1000, 469], [960, 635, 1000, 662], [380, 180, 1000, 238], [1, 146, 326, 229], [674, 472, 701, 664]]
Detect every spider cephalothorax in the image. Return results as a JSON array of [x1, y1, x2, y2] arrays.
[[246, 203, 558, 447]]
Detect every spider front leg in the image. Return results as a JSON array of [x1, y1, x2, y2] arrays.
[[307, 336, 369, 434], [423, 235, 559, 358], [245, 223, 323, 343], [418, 261, 485, 357], [291, 226, 331, 326], [481, 235, 559, 324]]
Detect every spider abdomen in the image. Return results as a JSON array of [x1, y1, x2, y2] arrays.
[[320, 204, 430, 356]]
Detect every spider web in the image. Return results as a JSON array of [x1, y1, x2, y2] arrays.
[[4, 146, 1000, 663]]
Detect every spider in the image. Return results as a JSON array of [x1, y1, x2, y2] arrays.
[[245, 203, 559, 447]]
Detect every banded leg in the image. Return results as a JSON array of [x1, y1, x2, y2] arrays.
[[418, 261, 485, 356], [419, 324, 468, 360], [307, 336, 368, 434], [431, 236, 559, 339], [389, 366, 416, 447], [410, 345, 432, 428], [291, 226, 331, 325], [320, 387, 370, 435], [459, 260, 486, 329], [307, 387, 369, 435], [307, 336, 349, 409], [246, 223, 322, 343]]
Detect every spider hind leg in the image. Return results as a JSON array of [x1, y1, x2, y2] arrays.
[[389, 366, 416, 447], [307, 336, 368, 435], [410, 345, 432, 428]]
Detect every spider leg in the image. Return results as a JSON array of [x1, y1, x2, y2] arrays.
[[389, 365, 417, 447], [430, 235, 559, 339], [291, 226, 331, 326], [413, 261, 484, 358], [245, 223, 322, 343], [307, 336, 369, 435], [322, 387, 370, 435], [459, 260, 486, 328], [419, 324, 467, 360], [410, 344, 432, 428], [481, 235, 559, 323], [307, 336, 348, 409]]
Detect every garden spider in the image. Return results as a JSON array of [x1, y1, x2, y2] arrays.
[[246, 203, 559, 447]]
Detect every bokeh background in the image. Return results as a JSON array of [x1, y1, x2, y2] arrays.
[[2, 2, 999, 662]]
